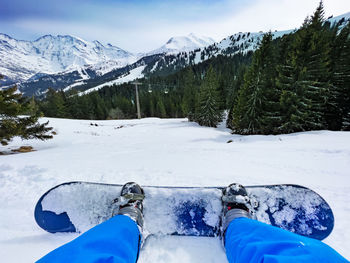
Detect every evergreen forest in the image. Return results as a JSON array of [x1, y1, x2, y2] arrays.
[[32, 2, 350, 134]]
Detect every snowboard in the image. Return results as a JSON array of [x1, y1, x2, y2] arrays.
[[34, 182, 334, 240]]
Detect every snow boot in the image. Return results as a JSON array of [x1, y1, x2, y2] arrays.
[[221, 183, 252, 236], [112, 182, 145, 229]]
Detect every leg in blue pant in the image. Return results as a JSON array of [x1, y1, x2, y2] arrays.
[[37, 215, 141, 263], [224, 217, 349, 263], [37, 182, 145, 263], [222, 183, 349, 263]]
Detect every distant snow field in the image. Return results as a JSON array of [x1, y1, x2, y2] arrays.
[[82, 65, 147, 95], [0, 117, 349, 262]]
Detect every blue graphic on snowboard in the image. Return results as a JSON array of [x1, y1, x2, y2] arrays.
[[35, 182, 334, 240]]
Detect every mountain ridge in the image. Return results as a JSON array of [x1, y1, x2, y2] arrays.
[[0, 33, 214, 86], [0, 34, 137, 85], [1, 12, 349, 96], [147, 33, 215, 55]]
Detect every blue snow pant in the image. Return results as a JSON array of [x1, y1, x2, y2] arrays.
[[37, 215, 141, 263], [37, 216, 348, 263], [225, 217, 348, 263]]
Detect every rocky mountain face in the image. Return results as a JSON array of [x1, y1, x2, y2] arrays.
[[0, 34, 137, 87], [0, 33, 216, 96]]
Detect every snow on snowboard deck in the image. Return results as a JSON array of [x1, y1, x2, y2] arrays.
[[35, 182, 334, 240]]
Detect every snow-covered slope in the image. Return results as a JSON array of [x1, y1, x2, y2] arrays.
[[328, 11, 350, 30], [0, 118, 349, 262], [81, 30, 291, 93], [148, 33, 215, 55], [0, 34, 136, 84], [79, 65, 146, 95], [144, 12, 349, 75], [142, 30, 292, 75]]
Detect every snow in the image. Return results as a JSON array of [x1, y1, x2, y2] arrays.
[[0, 34, 136, 83], [148, 33, 215, 55], [81, 65, 146, 95], [63, 81, 85, 92], [250, 186, 327, 235], [0, 117, 350, 262], [328, 12, 350, 30]]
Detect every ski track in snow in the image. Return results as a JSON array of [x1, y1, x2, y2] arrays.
[[0, 117, 349, 262]]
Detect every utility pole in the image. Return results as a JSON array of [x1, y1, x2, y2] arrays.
[[132, 82, 142, 119]]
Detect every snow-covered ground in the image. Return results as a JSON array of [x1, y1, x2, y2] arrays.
[[0, 117, 349, 262]]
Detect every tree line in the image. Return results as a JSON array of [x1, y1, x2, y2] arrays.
[[33, 53, 251, 122], [228, 2, 350, 134]]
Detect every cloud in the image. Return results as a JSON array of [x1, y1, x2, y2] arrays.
[[9, 18, 169, 52], [181, 0, 350, 42], [162, 0, 350, 46]]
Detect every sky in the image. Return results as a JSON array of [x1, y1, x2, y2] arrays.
[[1, 0, 350, 53]]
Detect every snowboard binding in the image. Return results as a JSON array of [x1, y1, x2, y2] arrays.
[[221, 183, 256, 238], [112, 182, 145, 229]]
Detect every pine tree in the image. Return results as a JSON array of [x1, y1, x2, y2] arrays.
[[156, 100, 167, 118], [304, 1, 331, 129], [27, 96, 40, 116], [331, 23, 350, 130], [195, 66, 223, 127], [87, 92, 107, 120], [0, 77, 53, 146], [321, 20, 340, 130], [232, 32, 280, 134], [277, 64, 309, 133], [226, 65, 247, 129], [80, 95, 95, 119], [43, 89, 68, 118], [233, 68, 263, 133], [277, 1, 331, 132], [277, 34, 310, 133], [182, 68, 198, 121], [149, 98, 155, 117]]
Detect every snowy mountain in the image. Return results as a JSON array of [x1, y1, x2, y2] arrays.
[[141, 12, 350, 77], [0, 34, 136, 84], [15, 53, 162, 97], [76, 30, 289, 95], [148, 33, 215, 55], [1, 12, 349, 96], [0, 33, 213, 86], [139, 29, 299, 78]]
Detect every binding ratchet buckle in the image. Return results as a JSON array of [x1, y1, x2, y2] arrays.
[[113, 193, 145, 206]]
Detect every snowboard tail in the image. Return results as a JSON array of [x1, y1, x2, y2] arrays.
[[35, 182, 334, 240]]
